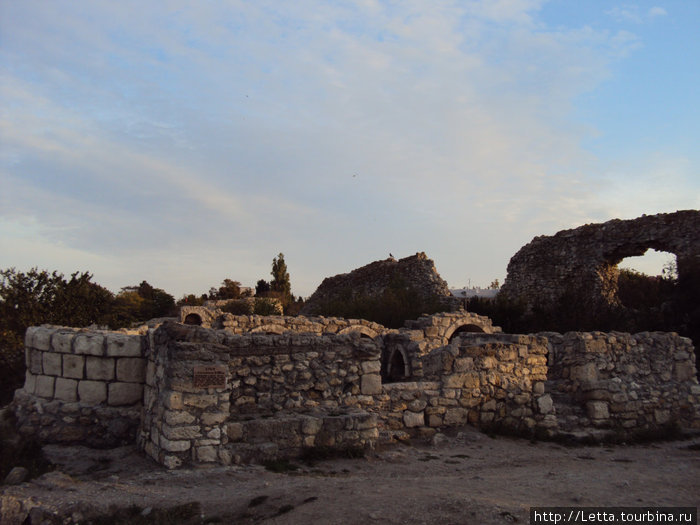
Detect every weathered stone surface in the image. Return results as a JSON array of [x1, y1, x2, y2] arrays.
[[301, 252, 459, 315], [62, 355, 84, 379], [586, 401, 609, 420], [106, 334, 143, 357], [52, 332, 74, 353], [54, 378, 78, 402], [537, 394, 553, 415], [4, 466, 28, 485], [77, 380, 107, 404], [35, 375, 55, 398], [74, 334, 105, 356], [108, 382, 143, 406], [116, 358, 146, 383], [403, 410, 424, 428], [86, 357, 115, 380], [42, 352, 62, 376], [361, 374, 382, 395], [502, 211, 700, 318]]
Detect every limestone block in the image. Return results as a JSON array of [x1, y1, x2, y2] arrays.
[[443, 407, 468, 425], [146, 361, 156, 386], [108, 382, 143, 406], [197, 446, 217, 462], [586, 401, 609, 420], [201, 412, 228, 426], [31, 327, 53, 351], [86, 357, 115, 380], [426, 412, 443, 427], [360, 374, 382, 395], [536, 394, 553, 414], [78, 380, 107, 404], [162, 424, 202, 440], [160, 436, 191, 452], [164, 391, 183, 410], [454, 357, 474, 372], [302, 417, 323, 435], [408, 399, 427, 412], [226, 422, 243, 441], [183, 394, 218, 409], [571, 363, 598, 383], [74, 334, 105, 356], [42, 352, 62, 376], [163, 455, 183, 469], [52, 332, 74, 353], [35, 375, 55, 398], [403, 410, 424, 428], [116, 357, 146, 383], [361, 360, 381, 374], [29, 349, 43, 375], [23, 371, 37, 395], [106, 333, 143, 357], [54, 378, 78, 402], [654, 409, 671, 425], [674, 361, 695, 382], [62, 354, 84, 379], [164, 410, 196, 426]]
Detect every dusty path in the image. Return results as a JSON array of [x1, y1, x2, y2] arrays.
[[2, 427, 699, 524]]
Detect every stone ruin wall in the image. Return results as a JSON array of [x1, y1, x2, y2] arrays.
[[12, 326, 146, 447], [544, 331, 700, 432], [10, 318, 700, 469], [501, 210, 700, 313]]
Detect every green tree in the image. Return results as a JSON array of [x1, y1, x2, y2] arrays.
[[255, 279, 271, 296], [208, 279, 242, 300], [271, 253, 291, 301]]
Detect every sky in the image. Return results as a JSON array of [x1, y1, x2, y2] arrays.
[[1, 1, 698, 298]]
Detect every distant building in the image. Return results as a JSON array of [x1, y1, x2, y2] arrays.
[[450, 287, 499, 300]]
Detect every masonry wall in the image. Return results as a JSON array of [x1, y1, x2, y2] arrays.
[[139, 323, 381, 468], [12, 325, 146, 447], [546, 331, 700, 431]]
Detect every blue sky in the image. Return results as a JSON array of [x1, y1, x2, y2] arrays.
[[1, 1, 698, 298]]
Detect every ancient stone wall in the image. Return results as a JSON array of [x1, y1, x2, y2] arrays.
[[12, 325, 146, 447], [501, 210, 700, 314], [545, 331, 700, 431], [139, 323, 381, 468]]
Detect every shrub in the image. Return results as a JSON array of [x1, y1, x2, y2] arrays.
[[253, 298, 280, 316]]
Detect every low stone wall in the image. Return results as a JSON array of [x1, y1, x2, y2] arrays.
[[139, 323, 381, 468], [12, 325, 146, 446], [546, 331, 700, 431]]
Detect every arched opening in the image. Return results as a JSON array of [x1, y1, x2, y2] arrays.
[[448, 324, 485, 343], [384, 348, 408, 383], [617, 249, 677, 310], [184, 313, 202, 326]]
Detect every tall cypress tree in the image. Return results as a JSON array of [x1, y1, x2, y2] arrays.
[[270, 253, 292, 306]]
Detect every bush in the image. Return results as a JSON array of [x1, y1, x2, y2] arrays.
[[253, 298, 280, 316], [221, 300, 253, 315]]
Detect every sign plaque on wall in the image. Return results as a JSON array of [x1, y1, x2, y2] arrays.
[[193, 365, 227, 389]]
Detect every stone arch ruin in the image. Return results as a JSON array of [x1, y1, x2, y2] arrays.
[[501, 210, 700, 314], [183, 313, 202, 326]]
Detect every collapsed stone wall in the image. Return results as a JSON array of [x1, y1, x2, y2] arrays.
[[501, 210, 700, 313], [545, 331, 700, 431], [301, 252, 460, 315], [12, 326, 146, 447]]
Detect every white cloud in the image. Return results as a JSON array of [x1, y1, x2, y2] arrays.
[[648, 6, 667, 18]]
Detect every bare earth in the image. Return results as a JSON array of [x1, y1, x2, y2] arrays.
[[2, 427, 699, 524]]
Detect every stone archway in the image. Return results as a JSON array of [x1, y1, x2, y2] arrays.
[[338, 326, 380, 339], [447, 323, 485, 343], [501, 211, 700, 314], [183, 313, 202, 326]]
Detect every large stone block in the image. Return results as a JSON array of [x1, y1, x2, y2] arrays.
[[30, 327, 53, 351], [42, 352, 62, 376], [162, 424, 202, 440], [106, 334, 143, 357], [674, 361, 695, 382], [35, 375, 55, 398], [86, 357, 115, 380], [108, 382, 143, 406], [54, 378, 78, 402], [361, 373, 382, 395], [74, 334, 105, 356], [23, 371, 37, 395], [116, 357, 146, 383], [536, 394, 553, 414], [586, 400, 609, 420], [62, 354, 85, 379], [28, 349, 43, 375], [403, 410, 424, 428], [52, 332, 74, 353], [443, 407, 468, 425], [571, 363, 598, 383], [159, 436, 191, 452], [78, 380, 107, 404]]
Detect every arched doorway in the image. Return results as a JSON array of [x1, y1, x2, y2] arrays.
[[184, 313, 202, 326], [385, 348, 409, 383]]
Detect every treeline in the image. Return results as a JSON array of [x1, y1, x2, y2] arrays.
[[0, 253, 299, 404]]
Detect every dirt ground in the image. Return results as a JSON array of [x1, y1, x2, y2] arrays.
[[2, 426, 699, 525]]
